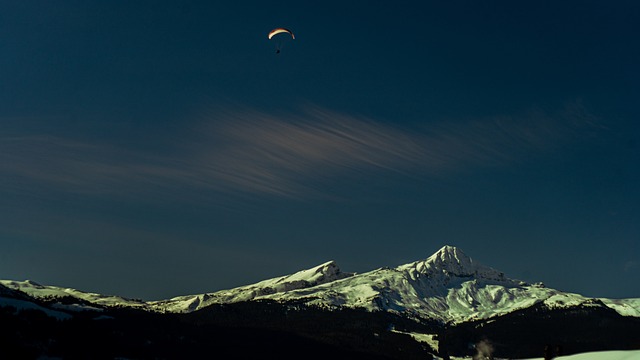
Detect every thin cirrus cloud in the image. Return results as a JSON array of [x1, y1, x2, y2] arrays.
[[0, 104, 598, 199]]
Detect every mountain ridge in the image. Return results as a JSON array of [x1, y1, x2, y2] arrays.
[[3, 245, 640, 359], [2, 245, 639, 323]]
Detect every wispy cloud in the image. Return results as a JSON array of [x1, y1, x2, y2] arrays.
[[0, 104, 599, 199], [0, 134, 183, 195], [185, 107, 427, 196]]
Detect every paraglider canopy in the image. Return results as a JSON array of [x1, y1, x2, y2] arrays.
[[268, 28, 295, 55], [268, 28, 295, 40]]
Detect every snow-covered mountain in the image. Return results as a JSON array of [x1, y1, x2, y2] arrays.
[[145, 245, 640, 323], [3, 245, 639, 324]]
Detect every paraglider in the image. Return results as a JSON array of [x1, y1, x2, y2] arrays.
[[268, 28, 295, 40], [268, 28, 295, 54]]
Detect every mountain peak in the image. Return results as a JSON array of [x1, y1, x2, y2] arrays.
[[430, 245, 470, 262], [426, 245, 475, 275], [280, 260, 349, 285], [397, 245, 509, 282]]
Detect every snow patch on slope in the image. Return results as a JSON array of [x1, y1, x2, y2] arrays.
[[0, 279, 149, 310], [0, 297, 72, 320], [600, 298, 640, 317], [520, 349, 640, 360]]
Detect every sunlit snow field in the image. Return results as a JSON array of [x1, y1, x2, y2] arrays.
[[442, 349, 640, 360], [522, 350, 640, 360]]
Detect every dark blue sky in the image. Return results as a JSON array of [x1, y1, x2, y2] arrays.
[[1, 1, 638, 300]]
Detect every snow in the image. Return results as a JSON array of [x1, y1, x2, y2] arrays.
[[600, 298, 640, 317], [246, 245, 625, 324], [50, 302, 103, 312], [2, 248, 638, 359], [517, 349, 640, 360], [0, 297, 72, 320], [391, 330, 439, 352], [429, 350, 640, 359], [1, 245, 638, 325], [399, 245, 508, 281], [557, 350, 640, 360], [150, 259, 355, 312], [0, 279, 150, 310]]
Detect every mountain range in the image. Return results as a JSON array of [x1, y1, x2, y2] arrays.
[[2, 245, 639, 359]]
